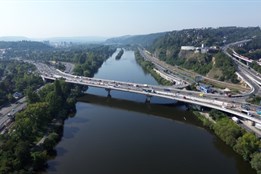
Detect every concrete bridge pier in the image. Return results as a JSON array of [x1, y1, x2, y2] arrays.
[[145, 95, 152, 103], [83, 86, 89, 91], [245, 120, 254, 126], [105, 88, 111, 97], [41, 76, 46, 83]]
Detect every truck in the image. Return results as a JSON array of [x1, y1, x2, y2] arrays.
[[143, 88, 155, 93], [232, 116, 239, 123], [53, 74, 62, 79], [199, 93, 204, 97], [255, 123, 261, 130]]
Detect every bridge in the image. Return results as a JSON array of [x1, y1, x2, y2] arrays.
[[33, 61, 261, 124], [232, 49, 253, 65]]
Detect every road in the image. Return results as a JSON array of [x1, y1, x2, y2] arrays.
[[27, 60, 261, 125], [139, 48, 250, 93], [0, 97, 27, 131], [222, 40, 261, 96]]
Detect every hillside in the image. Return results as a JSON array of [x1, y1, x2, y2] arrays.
[[149, 27, 261, 62], [175, 50, 239, 83], [0, 41, 53, 59], [105, 32, 166, 48], [140, 27, 261, 83], [234, 35, 261, 60]]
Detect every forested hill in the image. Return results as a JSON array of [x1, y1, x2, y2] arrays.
[[149, 27, 261, 60], [0, 41, 52, 50], [105, 32, 166, 48]]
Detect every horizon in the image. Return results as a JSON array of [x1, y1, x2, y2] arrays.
[[0, 0, 260, 38], [1, 25, 260, 41]]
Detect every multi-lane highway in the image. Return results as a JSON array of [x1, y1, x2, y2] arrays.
[[222, 40, 261, 97], [0, 97, 27, 133], [139, 48, 250, 93], [30, 61, 261, 125]]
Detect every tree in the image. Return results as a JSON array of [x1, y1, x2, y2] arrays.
[[45, 91, 62, 115], [213, 118, 243, 147], [209, 109, 226, 120], [233, 132, 261, 161], [26, 88, 40, 104], [14, 141, 31, 168], [251, 153, 261, 174], [7, 93, 14, 102], [14, 102, 50, 140], [54, 80, 63, 97], [43, 132, 59, 151], [31, 150, 48, 170]]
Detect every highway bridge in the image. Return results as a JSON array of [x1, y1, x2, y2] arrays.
[[222, 40, 261, 90], [232, 49, 253, 64], [34, 62, 261, 124]]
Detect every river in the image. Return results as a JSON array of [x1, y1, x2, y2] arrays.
[[46, 49, 255, 174]]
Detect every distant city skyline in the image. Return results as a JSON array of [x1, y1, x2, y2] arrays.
[[0, 0, 260, 38]]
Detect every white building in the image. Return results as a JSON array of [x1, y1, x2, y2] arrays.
[[181, 46, 195, 51]]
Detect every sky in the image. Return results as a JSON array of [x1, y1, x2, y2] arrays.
[[0, 0, 260, 38]]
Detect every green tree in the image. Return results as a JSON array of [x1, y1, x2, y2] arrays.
[[43, 132, 59, 151], [234, 132, 261, 161], [14, 102, 50, 140], [26, 88, 40, 104], [213, 118, 243, 147], [14, 141, 31, 168], [45, 91, 62, 115], [251, 153, 261, 174], [209, 109, 226, 120], [31, 150, 48, 170]]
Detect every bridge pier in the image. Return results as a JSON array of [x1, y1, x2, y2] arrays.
[[41, 76, 46, 83], [145, 95, 152, 103], [105, 88, 111, 97], [245, 120, 254, 126]]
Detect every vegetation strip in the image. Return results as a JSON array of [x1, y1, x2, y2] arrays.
[[0, 44, 116, 173], [135, 51, 172, 86], [194, 110, 261, 174], [115, 49, 124, 60]]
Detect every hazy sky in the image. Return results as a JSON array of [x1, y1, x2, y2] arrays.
[[0, 0, 260, 38]]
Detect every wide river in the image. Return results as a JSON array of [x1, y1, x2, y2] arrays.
[[46, 49, 255, 174]]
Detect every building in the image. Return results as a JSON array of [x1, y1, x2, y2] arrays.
[[199, 84, 212, 93], [13, 92, 23, 99], [181, 46, 195, 51]]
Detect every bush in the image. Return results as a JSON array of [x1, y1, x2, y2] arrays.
[[251, 153, 261, 174]]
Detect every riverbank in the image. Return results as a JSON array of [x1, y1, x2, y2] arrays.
[[194, 110, 261, 174], [0, 80, 82, 173], [46, 49, 257, 174], [134, 51, 172, 86]]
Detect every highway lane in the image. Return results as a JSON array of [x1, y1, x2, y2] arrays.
[[37, 66, 261, 124], [222, 40, 261, 97], [22, 58, 261, 125], [139, 48, 250, 93], [0, 97, 27, 131], [35, 61, 253, 103], [48, 64, 247, 103]]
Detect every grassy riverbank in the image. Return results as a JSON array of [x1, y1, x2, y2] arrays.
[[0, 80, 82, 173], [135, 51, 172, 86], [194, 110, 261, 174]]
